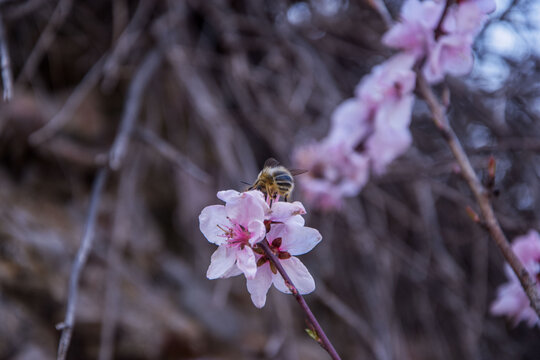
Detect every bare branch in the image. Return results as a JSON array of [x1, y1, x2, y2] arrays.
[[109, 49, 162, 170], [16, 0, 73, 83], [56, 168, 108, 360], [135, 127, 211, 184], [29, 55, 107, 145], [416, 71, 540, 317]]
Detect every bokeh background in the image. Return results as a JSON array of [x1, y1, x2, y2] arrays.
[[1, 0, 540, 359]]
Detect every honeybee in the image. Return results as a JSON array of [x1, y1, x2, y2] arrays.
[[248, 158, 307, 202]]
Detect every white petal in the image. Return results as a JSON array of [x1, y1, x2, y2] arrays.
[[281, 226, 322, 256], [206, 246, 236, 279], [222, 264, 242, 277], [248, 219, 266, 245], [236, 246, 257, 279], [217, 190, 242, 202], [268, 201, 306, 223], [267, 223, 322, 256], [272, 257, 315, 295], [199, 205, 229, 245], [246, 264, 273, 308], [226, 191, 266, 227]]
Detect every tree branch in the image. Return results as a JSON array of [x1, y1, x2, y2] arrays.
[[56, 168, 109, 360], [416, 72, 540, 317]]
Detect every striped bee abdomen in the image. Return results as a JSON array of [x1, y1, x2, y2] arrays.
[[273, 170, 293, 193]]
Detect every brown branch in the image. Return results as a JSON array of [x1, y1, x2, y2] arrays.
[[0, 14, 13, 101], [56, 168, 109, 360], [416, 72, 540, 316], [259, 240, 342, 360]]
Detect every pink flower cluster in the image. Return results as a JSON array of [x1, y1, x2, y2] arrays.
[[199, 190, 322, 308], [383, 0, 496, 83], [293, 53, 416, 210], [292, 0, 495, 210], [490, 230, 540, 327]]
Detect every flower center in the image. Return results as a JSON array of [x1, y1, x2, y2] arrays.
[[217, 223, 251, 249]]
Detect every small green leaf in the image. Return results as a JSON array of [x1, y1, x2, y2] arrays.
[[305, 328, 320, 342]]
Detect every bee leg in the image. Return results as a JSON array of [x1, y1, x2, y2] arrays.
[[284, 195, 288, 202]]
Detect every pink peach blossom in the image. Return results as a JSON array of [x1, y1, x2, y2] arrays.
[[293, 140, 370, 210], [490, 230, 540, 327], [200, 190, 322, 308], [199, 190, 267, 280], [355, 52, 417, 108], [355, 53, 416, 174], [326, 98, 371, 149], [382, 0, 445, 59], [423, 2, 487, 83], [366, 93, 415, 174]]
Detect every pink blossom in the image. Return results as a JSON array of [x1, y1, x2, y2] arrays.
[[382, 0, 445, 59], [355, 53, 416, 174], [200, 190, 322, 308], [326, 98, 371, 149], [293, 53, 416, 208], [423, 2, 487, 83], [490, 230, 540, 327], [199, 190, 267, 280], [355, 53, 417, 108], [247, 207, 322, 308], [293, 140, 370, 210], [366, 93, 415, 174]]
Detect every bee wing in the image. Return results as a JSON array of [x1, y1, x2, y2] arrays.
[[290, 169, 308, 176], [264, 157, 280, 168]]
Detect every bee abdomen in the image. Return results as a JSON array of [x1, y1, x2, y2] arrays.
[[274, 173, 293, 183]]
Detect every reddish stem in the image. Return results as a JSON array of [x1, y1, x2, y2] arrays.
[[259, 240, 342, 360]]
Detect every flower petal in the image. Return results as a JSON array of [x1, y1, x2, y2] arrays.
[[199, 205, 229, 245], [268, 223, 322, 256], [247, 219, 266, 245], [272, 257, 315, 295], [267, 201, 306, 223], [225, 191, 266, 226], [217, 190, 242, 203], [246, 264, 273, 308], [236, 246, 257, 279], [206, 246, 236, 279]]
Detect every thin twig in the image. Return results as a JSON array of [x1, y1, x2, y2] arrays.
[[316, 282, 389, 360], [135, 127, 211, 183], [98, 156, 140, 360], [109, 49, 162, 170], [259, 240, 342, 360], [416, 72, 540, 316], [101, 0, 155, 90], [16, 0, 73, 83], [0, 14, 13, 101], [29, 54, 107, 145], [56, 168, 109, 360]]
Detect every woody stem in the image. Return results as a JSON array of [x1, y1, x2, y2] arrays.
[[417, 72, 540, 317], [259, 239, 342, 360]]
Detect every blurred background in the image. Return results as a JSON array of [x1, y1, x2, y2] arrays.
[[1, 0, 540, 359]]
